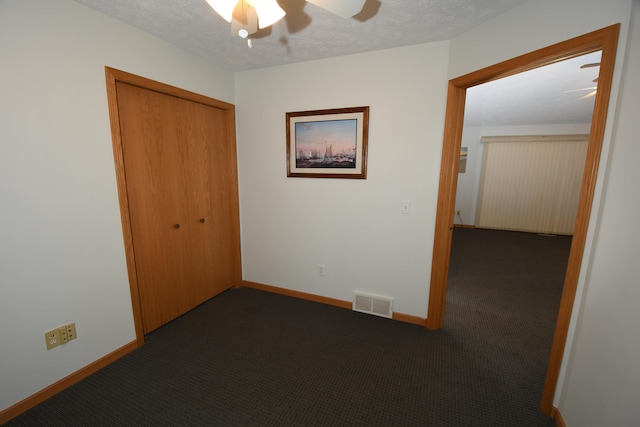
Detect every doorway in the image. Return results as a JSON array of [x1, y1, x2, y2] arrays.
[[426, 24, 620, 416]]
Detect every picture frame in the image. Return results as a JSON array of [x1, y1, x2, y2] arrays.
[[459, 146, 468, 173], [286, 106, 369, 179]]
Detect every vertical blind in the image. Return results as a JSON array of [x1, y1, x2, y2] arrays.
[[476, 135, 589, 235]]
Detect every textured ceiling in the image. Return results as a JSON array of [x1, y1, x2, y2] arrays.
[[73, 0, 529, 71], [465, 51, 601, 127], [72, 0, 599, 126]]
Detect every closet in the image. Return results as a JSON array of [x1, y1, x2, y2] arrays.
[[106, 68, 241, 335]]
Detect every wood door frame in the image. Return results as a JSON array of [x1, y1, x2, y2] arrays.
[[104, 67, 241, 347], [425, 24, 620, 415]]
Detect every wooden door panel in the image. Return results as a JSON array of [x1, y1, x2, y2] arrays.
[[116, 82, 190, 333], [203, 102, 239, 289], [180, 99, 233, 303], [180, 98, 217, 306]]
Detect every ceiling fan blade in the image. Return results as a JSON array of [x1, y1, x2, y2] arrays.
[[564, 87, 597, 93], [580, 62, 601, 69], [306, 0, 366, 18], [579, 90, 598, 100]]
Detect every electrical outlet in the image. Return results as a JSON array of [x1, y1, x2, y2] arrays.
[[318, 264, 325, 276], [45, 322, 78, 350], [66, 322, 77, 341], [456, 210, 461, 216], [59, 326, 69, 344], [45, 329, 61, 350]]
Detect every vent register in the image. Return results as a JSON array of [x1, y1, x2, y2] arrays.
[[352, 291, 394, 318]]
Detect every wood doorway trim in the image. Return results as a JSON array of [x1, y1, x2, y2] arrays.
[[104, 67, 240, 347], [425, 24, 620, 415]]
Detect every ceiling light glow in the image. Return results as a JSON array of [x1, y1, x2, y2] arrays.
[[206, 0, 286, 36]]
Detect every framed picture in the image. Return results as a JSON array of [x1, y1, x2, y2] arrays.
[[286, 106, 369, 179], [459, 146, 468, 173]]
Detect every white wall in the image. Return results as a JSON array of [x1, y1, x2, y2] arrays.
[[559, 1, 640, 424], [0, 0, 234, 412], [455, 123, 591, 226], [235, 42, 450, 318]]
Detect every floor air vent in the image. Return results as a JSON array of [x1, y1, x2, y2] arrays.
[[353, 291, 393, 318]]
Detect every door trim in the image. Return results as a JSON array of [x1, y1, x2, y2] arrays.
[[104, 67, 240, 346], [425, 24, 620, 415]]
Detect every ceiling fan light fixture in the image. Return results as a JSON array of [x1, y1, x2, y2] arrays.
[[205, 0, 236, 22], [231, 1, 258, 38], [207, 0, 285, 36], [248, 0, 286, 29]]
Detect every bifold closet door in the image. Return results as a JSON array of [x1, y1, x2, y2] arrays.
[[179, 98, 235, 307], [116, 82, 234, 333], [117, 82, 191, 332]]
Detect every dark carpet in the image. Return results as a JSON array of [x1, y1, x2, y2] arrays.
[[6, 228, 570, 426]]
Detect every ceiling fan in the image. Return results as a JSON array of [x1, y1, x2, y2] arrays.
[[565, 61, 600, 100], [206, 0, 366, 43]]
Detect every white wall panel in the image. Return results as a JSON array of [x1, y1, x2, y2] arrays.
[[235, 43, 449, 318]]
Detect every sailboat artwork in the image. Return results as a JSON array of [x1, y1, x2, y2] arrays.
[[295, 120, 357, 169], [286, 106, 369, 179]]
